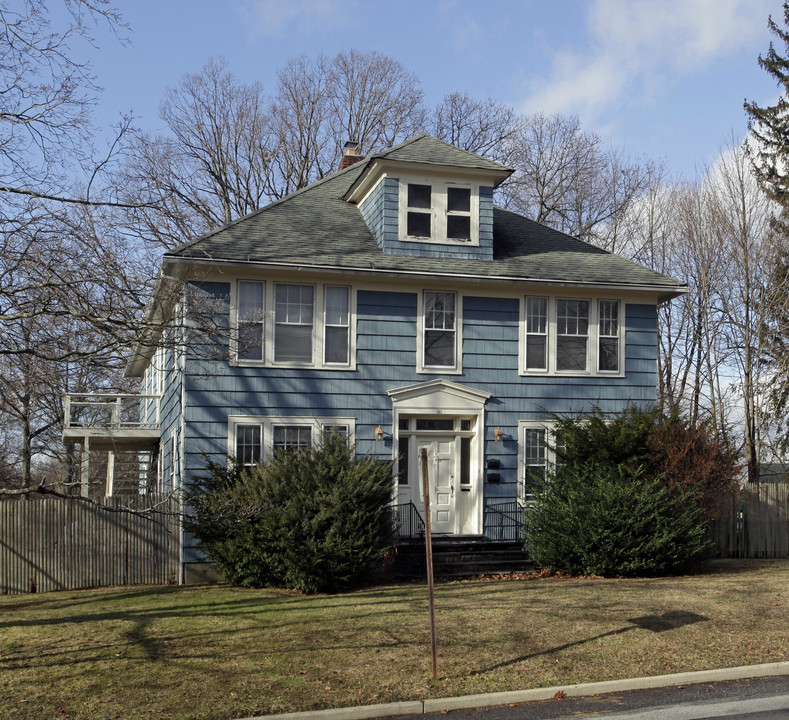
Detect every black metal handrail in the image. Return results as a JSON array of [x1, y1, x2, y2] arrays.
[[484, 501, 527, 542], [390, 501, 425, 545]]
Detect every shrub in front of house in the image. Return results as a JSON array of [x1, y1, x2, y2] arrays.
[[527, 462, 711, 576], [526, 406, 738, 576], [551, 406, 739, 525], [184, 433, 395, 593]]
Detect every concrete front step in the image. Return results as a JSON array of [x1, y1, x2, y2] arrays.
[[390, 538, 534, 579]]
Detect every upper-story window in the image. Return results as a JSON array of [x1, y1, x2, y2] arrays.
[[598, 299, 620, 373], [233, 280, 354, 369], [324, 285, 350, 365], [446, 187, 471, 240], [556, 299, 589, 372], [400, 178, 478, 245], [521, 296, 623, 377], [419, 290, 461, 373], [237, 280, 265, 361], [275, 284, 314, 363]]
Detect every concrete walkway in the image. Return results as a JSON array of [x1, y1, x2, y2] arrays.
[[242, 661, 789, 720]]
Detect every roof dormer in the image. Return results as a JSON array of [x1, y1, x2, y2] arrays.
[[343, 134, 512, 261]]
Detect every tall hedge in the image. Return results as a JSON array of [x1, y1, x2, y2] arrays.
[[184, 433, 395, 593], [528, 463, 710, 576], [527, 406, 739, 576]]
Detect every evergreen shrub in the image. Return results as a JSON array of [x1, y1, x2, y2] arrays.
[[184, 433, 394, 593], [527, 406, 739, 576]]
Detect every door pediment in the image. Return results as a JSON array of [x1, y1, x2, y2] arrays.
[[387, 379, 490, 413]]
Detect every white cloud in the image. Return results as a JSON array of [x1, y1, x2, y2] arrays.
[[522, 0, 775, 120], [236, 0, 348, 38]]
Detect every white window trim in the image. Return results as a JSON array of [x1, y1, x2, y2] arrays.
[[518, 296, 625, 378], [227, 415, 356, 461], [323, 285, 352, 366], [398, 175, 480, 246], [517, 420, 557, 504], [417, 290, 462, 374], [597, 299, 622, 374], [230, 280, 356, 370]]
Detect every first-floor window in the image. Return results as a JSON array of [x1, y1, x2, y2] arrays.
[[230, 416, 355, 462], [236, 423, 262, 466], [321, 423, 349, 438], [523, 427, 547, 498], [423, 290, 456, 368], [272, 425, 312, 452], [556, 299, 589, 372]]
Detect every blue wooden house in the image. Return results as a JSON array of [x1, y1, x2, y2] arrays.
[[63, 134, 684, 579]]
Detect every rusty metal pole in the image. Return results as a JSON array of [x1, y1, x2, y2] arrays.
[[420, 446, 438, 680]]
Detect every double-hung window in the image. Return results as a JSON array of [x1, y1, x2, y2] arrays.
[[275, 284, 314, 363], [272, 425, 312, 452], [598, 300, 620, 373], [522, 296, 624, 376], [422, 290, 457, 370], [235, 423, 262, 466], [524, 297, 548, 371], [237, 280, 265, 361], [556, 299, 589, 372], [235, 281, 353, 368], [229, 416, 354, 464], [522, 427, 547, 499], [324, 285, 350, 365]]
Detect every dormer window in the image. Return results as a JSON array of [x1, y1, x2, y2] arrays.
[[446, 187, 471, 240], [407, 183, 432, 237], [399, 177, 478, 245]]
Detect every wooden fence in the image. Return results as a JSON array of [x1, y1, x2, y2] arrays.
[[0, 494, 180, 595], [714, 483, 789, 558]]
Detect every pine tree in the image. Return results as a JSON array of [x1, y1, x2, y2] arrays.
[[745, 2, 789, 210], [745, 3, 789, 457]]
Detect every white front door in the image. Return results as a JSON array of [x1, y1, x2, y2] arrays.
[[417, 436, 455, 534]]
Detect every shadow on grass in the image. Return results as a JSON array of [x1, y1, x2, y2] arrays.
[[470, 610, 709, 675]]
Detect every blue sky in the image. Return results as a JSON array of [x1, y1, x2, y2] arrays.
[[84, 0, 781, 179]]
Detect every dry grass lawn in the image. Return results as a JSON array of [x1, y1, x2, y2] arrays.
[[1, 559, 788, 720]]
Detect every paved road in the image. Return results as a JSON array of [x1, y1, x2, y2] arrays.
[[390, 675, 789, 719]]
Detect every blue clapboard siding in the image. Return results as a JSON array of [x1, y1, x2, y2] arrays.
[[179, 290, 656, 477], [174, 287, 658, 557]]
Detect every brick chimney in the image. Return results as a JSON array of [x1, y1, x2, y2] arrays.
[[338, 140, 364, 171]]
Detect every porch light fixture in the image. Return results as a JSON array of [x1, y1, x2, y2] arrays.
[[375, 425, 385, 441], [493, 427, 504, 442]]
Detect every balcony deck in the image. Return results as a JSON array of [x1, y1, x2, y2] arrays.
[[63, 394, 162, 449]]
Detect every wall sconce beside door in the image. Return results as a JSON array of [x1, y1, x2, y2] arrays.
[[493, 427, 504, 442], [375, 425, 385, 441]]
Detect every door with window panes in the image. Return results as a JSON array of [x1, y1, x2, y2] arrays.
[[396, 417, 477, 535]]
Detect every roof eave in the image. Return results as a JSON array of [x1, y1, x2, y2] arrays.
[[343, 158, 513, 204], [163, 254, 687, 298]]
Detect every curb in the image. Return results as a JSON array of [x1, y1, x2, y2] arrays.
[[245, 661, 789, 720]]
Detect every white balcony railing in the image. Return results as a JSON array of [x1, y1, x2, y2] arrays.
[[64, 393, 161, 432]]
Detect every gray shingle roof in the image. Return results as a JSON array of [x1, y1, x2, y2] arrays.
[[370, 133, 513, 173], [167, 137, 684, 295]]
